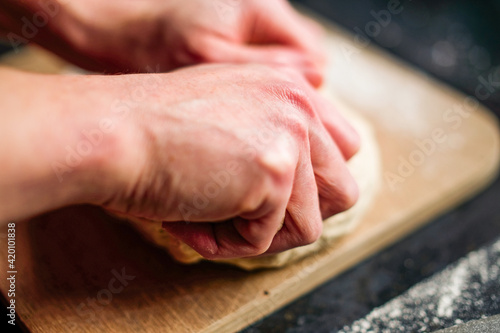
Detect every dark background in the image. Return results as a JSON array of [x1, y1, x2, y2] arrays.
[[1, 0, 499, 332], [293, 0, 500, 112]]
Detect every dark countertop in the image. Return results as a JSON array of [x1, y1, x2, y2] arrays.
[[1, 1, 499, 332], [242, 0, 500, 332]]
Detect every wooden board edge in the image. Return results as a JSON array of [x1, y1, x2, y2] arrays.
[[212, 171, 500, 333], [206, 109, 500, 333]]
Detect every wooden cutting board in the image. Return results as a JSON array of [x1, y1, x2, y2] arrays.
[[1, 19, 499, 333]]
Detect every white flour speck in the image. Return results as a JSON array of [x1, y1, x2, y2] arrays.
[[339, 238, 500, 333], [437, 263, 467, 317]]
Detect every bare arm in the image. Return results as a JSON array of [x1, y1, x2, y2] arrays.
[[0, 0, 326, 86], [0, 67, 121, 221], [0, 64, 359, 259]]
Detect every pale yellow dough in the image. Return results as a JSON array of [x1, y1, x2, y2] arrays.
[[126, 96, 381, 270]]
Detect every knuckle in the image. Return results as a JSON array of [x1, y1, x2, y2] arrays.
[[296, 220, 323, 246], [272, 83, 317, 120], [253, 135, 298, 189], [257, 150, 296, 186], [336, 177, 360, 212], [285, 115, 310, 143], [248, 243, 271, 256], [319, 173, 360, 216], [236, 200, 262, 218], [235, 172, 271, 214], [320, 201, 341, 219], [344, 129, 362, 160]]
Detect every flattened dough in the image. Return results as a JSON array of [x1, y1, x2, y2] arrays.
[[126, 95, 381, 270]]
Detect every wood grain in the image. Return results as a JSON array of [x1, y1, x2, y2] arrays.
[[0, 21, 499, 333]]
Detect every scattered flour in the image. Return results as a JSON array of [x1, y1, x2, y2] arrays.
[[437, 263, 467, 317], [339, 237, 500, 333]]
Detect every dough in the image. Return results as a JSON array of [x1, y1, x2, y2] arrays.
[[126, 96, 381, 270]]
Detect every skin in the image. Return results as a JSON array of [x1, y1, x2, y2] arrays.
[[0, 0, 326, 86], [0, 0, 360, 259]]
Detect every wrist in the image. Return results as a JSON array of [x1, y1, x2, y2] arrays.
[[0, 69, 139, 221], [45, 74, 145, 208], [45, 1, 160, 72]]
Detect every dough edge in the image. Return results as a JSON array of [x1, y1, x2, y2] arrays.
[[125, 100, 382, 270]]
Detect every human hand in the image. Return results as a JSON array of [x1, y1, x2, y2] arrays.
[[0, 63, 357, 258], [4, 0, 326, 86], [88, 64, 359, 259]]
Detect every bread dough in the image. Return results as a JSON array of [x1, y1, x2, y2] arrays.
[[125, 95, 381, 270]]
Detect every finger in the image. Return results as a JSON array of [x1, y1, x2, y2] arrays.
[[312, 94, 361, 160], [203, 37, 323, 87], [163, 134, 298, 259], [275, 69, 361, 160], [308, 123, 359, 219], [250, 1, 327, 70], [298, 81, 361, 160], [250, 2, 359, 155], [162, 169, 291, 259], [296, 13, 326, 39], [264, 154, 323, 254], [161, 219, 273, 260], [260, 68, 359, 218], [285, 79, 359, 218]]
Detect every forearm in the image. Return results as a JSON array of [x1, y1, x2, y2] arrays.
[[0, 67, 123, 222], [0, 0, 158, 71], [0, 0, 64, 37], [0, 0, 95, 70]]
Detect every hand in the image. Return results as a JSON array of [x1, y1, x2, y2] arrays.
[[0, 64, 358, 258], [93, 64, 359, 259], [4, 0, 326, 86]]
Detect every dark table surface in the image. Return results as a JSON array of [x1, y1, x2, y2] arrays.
[[1, 0, 499, 332]]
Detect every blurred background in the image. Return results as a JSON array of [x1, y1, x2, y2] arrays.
[[294, 0, 500, 113]]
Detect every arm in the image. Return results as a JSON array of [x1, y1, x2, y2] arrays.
[[0, 66, 123, 221], [0, 0, 102, 67], [0, 0, 326, 86], [0, 64, 359, 259]]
